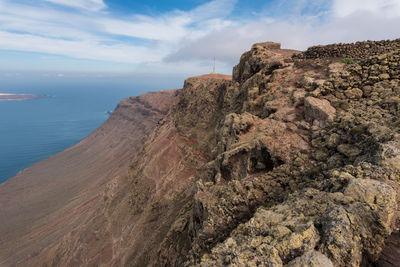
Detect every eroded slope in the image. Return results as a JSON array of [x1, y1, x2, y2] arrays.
[[0, 90, 178, 266], [2, 39, 400, 267]]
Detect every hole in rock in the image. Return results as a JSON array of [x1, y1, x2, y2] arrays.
[[249, 147, 282, 173], [220, 148, 284, 181]]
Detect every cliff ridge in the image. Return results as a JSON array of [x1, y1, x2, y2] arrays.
[[1, 39, 400, 267]]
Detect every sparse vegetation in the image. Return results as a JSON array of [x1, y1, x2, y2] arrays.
[[340, 57, 354, 64]]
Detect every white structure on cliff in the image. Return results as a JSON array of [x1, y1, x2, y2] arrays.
[[211, 56, 216, 74]]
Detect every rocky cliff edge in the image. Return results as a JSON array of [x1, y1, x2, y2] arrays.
[[2, 40, 400, 267]]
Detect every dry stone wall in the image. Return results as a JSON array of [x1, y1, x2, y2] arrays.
[[294, 39, 400, 59]]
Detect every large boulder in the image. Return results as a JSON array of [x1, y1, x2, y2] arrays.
[[287, 250, 334, 267], [304, 96, 336, 127]]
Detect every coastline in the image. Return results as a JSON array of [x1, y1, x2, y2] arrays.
[[0, 93, 49, 101]]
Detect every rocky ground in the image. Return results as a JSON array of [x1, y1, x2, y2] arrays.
[[1, 40, 400, 267], [159, 41, 400, 266]]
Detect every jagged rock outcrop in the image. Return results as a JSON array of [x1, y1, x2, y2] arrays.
[[183, 41, 400, 266], [199, 178, 396, 266], [2, 39, 400, 267]]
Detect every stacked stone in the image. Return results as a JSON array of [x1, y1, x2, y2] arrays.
[[310, 50, 400, 171], [320, 50, 400, 96], [251, 42, 281, 50], [294, 39, 400, 59]]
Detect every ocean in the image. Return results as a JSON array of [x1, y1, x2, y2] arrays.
[[0, 76, 159, 184]]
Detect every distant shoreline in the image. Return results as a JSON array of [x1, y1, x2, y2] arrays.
[[0, 93, 50, 101]]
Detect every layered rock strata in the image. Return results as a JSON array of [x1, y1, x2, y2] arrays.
[[2, 39, 400, 267]]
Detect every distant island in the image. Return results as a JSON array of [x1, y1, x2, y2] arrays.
[[0, 93, 49, 101]]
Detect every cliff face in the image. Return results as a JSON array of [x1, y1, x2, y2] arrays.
[[189, 42, 400, 266], [2, 40, 400, 267], [188, 42, 400, 266], [0, 90, 178, 266]]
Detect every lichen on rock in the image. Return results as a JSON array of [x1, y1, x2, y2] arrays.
[[174, 42, 400, 267]]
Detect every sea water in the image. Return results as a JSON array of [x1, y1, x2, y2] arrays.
[[0, 76, 158, 184]]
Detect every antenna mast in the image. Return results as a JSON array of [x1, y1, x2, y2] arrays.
[[212, 56, 216, 74]]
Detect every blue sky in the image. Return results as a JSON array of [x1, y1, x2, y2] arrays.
[[0, 0, 400, 77]]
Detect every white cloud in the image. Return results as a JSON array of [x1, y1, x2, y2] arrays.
[[189, 0, 238, 21], [100, 15, 191, 41], [44, 0, 106, 11], [0, 0, 400, 76], [165, 0, 400, 67], [332, 0, 400, 18], [0, 31, 166, 63], [0, 0, 239, 71]]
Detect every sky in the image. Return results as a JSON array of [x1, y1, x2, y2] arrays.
[[0, 0, 400, 82]]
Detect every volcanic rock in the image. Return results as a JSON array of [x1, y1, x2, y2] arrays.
[[2, 39, 400, 267], [304, 96, 336, 126]]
